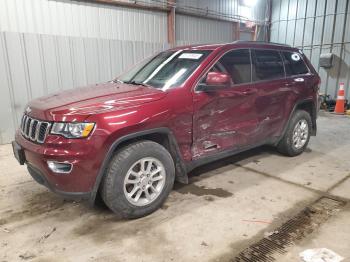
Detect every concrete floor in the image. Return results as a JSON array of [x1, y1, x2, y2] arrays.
[[1, 112, 350, 262]]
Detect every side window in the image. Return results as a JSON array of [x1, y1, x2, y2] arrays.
[[209, 63, 226, 73], [199, 63, 226, 84], [218, 49, 251, 84], [252, 49, 284, 81], [282, 51, 309, 76]]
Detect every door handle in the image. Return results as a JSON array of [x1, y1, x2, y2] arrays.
[[242, 89, 256, 95], [285, 83, 293, 87]]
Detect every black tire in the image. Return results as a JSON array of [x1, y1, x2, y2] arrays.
[[277, 110, 312, 156], [101, 140, 175, 218]]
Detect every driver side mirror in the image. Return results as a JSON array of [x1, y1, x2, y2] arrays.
[[197, 72, 231, 92]]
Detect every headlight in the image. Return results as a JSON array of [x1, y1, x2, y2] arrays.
[[51, 122, 95, 138]]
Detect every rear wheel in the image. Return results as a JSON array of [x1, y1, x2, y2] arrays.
[[277, 110, 312, 156], [101, 140, 175, 218]]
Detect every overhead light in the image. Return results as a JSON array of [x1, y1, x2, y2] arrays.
[[243, 0, 258, 7]]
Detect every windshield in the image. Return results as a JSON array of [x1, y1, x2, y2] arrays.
[[117, 50, 211, 90]]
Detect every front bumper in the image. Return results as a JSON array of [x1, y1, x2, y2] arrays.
[[26, 163, 91, 200], [14, 130, 107, 200]]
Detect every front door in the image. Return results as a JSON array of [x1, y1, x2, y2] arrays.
[[192, 49, 259, 159]]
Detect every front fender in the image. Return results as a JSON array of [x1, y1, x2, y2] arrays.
[[88, 127, 187, 205]]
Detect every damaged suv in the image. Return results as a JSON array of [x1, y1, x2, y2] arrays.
[[13, 41, 320, 218]]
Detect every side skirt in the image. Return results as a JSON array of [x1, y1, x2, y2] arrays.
[[186, 138, 277, 173]]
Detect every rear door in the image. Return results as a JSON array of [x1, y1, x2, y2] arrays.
[[281, 50, 312, 129], [192, 49, 259, 159], [252, 49, 288, 141]]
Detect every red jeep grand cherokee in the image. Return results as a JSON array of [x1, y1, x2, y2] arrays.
[[13, 41, 320, 218]]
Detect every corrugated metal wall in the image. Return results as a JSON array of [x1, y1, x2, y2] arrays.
[[176, 0, 270, 44], [0, 0, 170, 144], [0, 32, 167, 144], [270, 0, 350, 101], [176, 14, 235, 45], [176, 0, 268, 23], [0, 0, 268, 144], [0, 0, 168, 42]]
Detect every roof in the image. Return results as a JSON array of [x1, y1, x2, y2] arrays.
[[172, 41, 295, 51], [233, 40, 291, 47]]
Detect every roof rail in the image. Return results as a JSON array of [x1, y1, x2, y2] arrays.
[[232, 40, 291, 47]]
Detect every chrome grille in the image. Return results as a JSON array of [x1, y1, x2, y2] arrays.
[[20, 115, 50, 143]]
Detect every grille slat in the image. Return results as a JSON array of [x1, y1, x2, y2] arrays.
[[29, 119, 35, 139], [24, 116, 30, 137], [38, 122, 49, 143], [35, 122, 41, 141], [20, 115, 50, 144]]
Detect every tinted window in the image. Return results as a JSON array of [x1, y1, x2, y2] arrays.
[[252, 49, 284, 81], [282, 51, 309, 76], [218, 49, 251, 84]]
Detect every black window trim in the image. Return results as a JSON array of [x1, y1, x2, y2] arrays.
[[194, 47, 312, 93]]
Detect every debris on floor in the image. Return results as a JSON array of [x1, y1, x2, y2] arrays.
[[201, 241, 209, 247], [19, 252, 36, 260], [2, 228, 11, 233], [241, 219, 272, 224], [299, 248, 344, 262], [38, 227, 56, 243], [264, 230, 279, 237]]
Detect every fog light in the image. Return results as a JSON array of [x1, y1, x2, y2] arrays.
[[47, 161, 72, 174]]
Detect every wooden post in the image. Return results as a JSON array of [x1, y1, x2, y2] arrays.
[[167, 0, 176, 47], [234, 22, 240, 40], [253, 25, 258, 41]]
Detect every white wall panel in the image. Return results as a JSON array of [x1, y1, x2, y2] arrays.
[[0, 0, 168, 43], [176, 0, 268, 23], [176, 14, 235, 44], [0, 31, 166, 144], [0, 34, 16, 144]]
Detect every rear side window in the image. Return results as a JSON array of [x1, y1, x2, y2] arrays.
[[282, 51, 309, 76], [252, 49, 284, 81], [218, 49, 251, 84]]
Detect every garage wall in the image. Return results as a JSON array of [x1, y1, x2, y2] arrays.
[[0, 0, 269, 144], [176, 0, 270, 45], [0, 0, 168, 42], [0, 32, 167, 144], [0, 0, 170, 144], [176, 0, 268, 23], [270, 0, 350, 100], [176, 15, 235, 45]]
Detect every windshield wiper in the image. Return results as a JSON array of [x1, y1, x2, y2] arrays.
[[127, 80, 151, 87], [112, 78, 124, 84]]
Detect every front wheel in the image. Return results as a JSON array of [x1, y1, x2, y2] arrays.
[[101, 140, 175, 218], [277, 110, 312, 156]]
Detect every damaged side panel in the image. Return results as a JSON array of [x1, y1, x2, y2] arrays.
[[192, 84, 259, 159]]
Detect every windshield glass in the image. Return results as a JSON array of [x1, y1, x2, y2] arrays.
[[118, 50, 211, 90]]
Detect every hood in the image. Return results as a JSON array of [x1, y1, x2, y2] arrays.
[[27, 82, 167, 121]]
